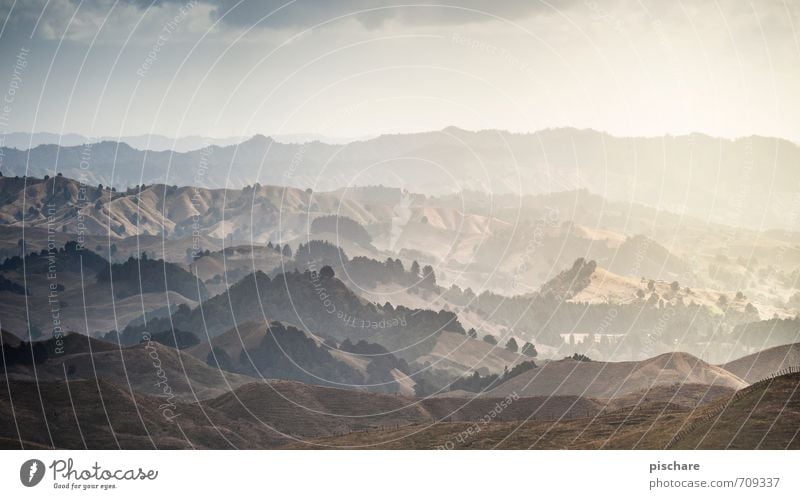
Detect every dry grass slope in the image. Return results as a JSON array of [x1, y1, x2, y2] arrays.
[[291, 372, 800, 449], [483, 352, 746, 399], [721, 343, 800, 384], [0, 379, 286, 449], [8, 341, 254, 401]]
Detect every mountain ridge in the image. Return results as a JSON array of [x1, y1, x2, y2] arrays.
[[2, 128, 797, 230]]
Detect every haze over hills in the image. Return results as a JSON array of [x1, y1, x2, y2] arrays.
[[1, 128, 797, 230], [2, 174, 798, 295], [0, 140, 798, 450], [1, 0, 798, 456], [0, 174, 798, 366]]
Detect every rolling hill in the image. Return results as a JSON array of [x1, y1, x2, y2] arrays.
[[204, 380, 604, 442], [120, 268, 464, 363], [0, 378, 284, 449], [6, 337, 254, 401], [287, 372, 799, 450], [187, 320, 420, 394], [3, 351, 796, 449], [669, 372, 800, 449], [478, 352, 746, 399], [721, 343, 800, 383]]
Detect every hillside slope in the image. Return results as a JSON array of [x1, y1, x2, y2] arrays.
[[482, 352, 746, 399], [7, 340, 254, 401], [0, 379, 284, 449], [205, 380, 604, 441], [670, 372, 800, 449], [722, 343, 800, 383]]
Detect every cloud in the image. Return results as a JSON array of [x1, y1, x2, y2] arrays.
[[0, 0, 579, 41], [211, 0, 578, 30], [0, 0, 211, 43]]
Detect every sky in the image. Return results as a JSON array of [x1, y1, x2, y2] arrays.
[[0, 0, 798, 142]]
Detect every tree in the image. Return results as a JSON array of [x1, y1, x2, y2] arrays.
[[670, 281, 680, 292], [320, 265, 335, 279], [521, 342, 538, 357], [414, 378, 437, 397], [410, 260, 421, 278], [647, 280, 656, 292], [636, 289, 645, 299], [505, 338, 518, 353], [282, 244, 293, 258], [467, 328, 477, 339], [483, 335, 497, 345], [718, 294, 728, 307], [421, 265, 436, 288]]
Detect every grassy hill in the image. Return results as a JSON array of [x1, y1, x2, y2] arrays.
[[3, 361, 796, 449], [0, 379, 284, 449], [287, 372, 800, 449], [669, 372, 800, 449], [721, 343, 800, 383], [466, 352, 746, 399], [188, 320, 428, 395], [204, 380, 604, 442], [6, 339, 254, 401]]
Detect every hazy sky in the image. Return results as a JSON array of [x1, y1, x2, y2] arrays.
[[0, 0, 798, 141]]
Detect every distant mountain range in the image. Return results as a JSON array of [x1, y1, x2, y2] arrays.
[[1, 127, 797, 230], [0, 131, 366, 152], [0, 132, 247, 153]]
